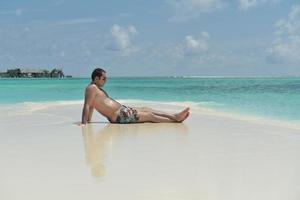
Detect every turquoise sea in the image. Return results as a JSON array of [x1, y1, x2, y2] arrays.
[[0, 77, 299, 123]]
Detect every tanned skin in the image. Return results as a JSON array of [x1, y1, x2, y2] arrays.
[[80, 73, 189, 126]]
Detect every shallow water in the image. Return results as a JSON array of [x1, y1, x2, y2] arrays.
[[0, 77, 299, 122]]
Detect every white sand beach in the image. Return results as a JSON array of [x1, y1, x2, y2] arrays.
[[1, 101, 300, 200]]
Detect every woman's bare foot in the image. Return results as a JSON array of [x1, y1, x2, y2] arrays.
[[175, 107, 190, 122]]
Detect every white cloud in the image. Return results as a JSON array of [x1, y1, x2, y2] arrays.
[[107, 24, 139, 55], [149, 31, 211, 62], [167, 0, 282, 18], [183, 32, 210, 55], [239, 0, 280, 10], [56, 18, 104, 25], [167, 0, 224, 22], [266, 4, 300, 63]]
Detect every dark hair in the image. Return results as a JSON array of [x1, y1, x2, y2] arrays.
[[91, 68, 106, 80]]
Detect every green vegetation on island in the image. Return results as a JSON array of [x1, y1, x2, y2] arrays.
[[0, 68, 72, 78]]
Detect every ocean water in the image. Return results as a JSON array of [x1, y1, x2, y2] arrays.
[[0, 77, 299, 123]]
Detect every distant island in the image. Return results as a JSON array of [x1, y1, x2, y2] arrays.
[[0, 68, 72, 78]]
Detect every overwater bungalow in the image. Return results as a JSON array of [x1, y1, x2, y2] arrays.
[[0, 68, 65, 78]]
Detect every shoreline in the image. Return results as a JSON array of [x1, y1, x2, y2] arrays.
[[1, 99, 300, 130], [1, 99, 300, 200]]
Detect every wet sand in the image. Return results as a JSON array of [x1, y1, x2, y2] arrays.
[[1, 101, 300, 200]]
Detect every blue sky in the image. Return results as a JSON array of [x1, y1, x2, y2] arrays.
[[0, 0, 299, 77]]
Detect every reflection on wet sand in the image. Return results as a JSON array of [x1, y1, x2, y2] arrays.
[[81, 123, 189, 178]]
